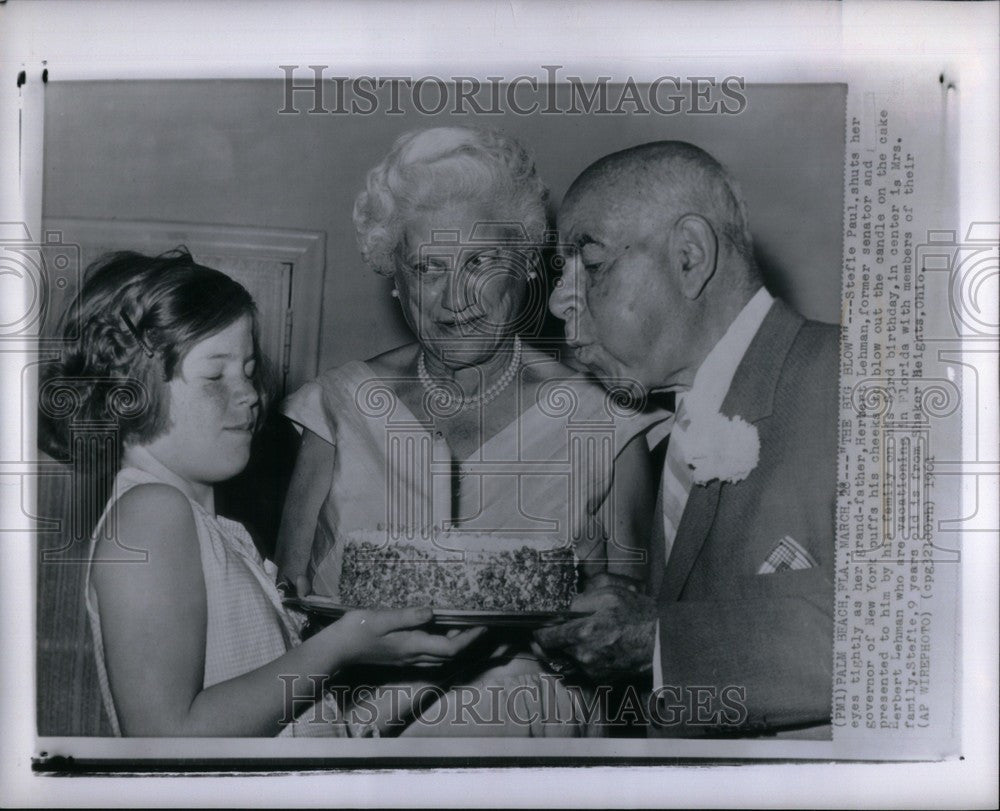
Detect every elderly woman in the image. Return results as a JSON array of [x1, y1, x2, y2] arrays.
[[276, 126, 660, 736]]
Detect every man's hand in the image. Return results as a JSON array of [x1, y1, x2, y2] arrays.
[[534, 573, 658, 682]]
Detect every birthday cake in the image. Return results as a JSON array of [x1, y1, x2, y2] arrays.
[[334, 529, 578, 612]]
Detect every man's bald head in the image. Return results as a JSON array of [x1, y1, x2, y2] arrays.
[[564, 141, 757, 272], [550, 141, 766, 393]]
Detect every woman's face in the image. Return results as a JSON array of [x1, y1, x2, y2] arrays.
[[141, 315, 260, 486], [394, 198, 533, 367]]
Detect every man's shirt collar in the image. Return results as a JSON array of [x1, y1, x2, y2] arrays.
[[681, 286, 775, 415]]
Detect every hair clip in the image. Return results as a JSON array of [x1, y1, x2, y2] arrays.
[[120, 308, 155, 358]]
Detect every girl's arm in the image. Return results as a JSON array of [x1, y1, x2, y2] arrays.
[[93, 484, 481, 737], [274, 428, 335, 587], [581, 431, 656, 585]]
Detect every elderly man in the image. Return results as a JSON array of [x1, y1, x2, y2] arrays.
[[539, 141, 838, 738]]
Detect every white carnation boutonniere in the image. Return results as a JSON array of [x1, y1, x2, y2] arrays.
[[674, 409, 760, 486]]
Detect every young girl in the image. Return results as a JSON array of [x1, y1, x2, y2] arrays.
[[48, 249, 482, 737]]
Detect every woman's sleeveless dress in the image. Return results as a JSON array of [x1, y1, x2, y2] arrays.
[[84, 466, 344, 737], [283, 360, 663, 737]]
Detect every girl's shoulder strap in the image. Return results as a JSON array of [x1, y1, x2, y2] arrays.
[[88, 467, 197, 558]]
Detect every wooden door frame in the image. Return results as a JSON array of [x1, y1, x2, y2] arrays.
[[42, 217, 325, 391]]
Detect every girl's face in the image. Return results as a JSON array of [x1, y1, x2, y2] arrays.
[[141, 315, 260, 487]]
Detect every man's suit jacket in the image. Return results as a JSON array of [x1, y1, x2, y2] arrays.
[[650, 299, 839, 737]]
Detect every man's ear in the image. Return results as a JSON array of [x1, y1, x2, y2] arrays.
[[672, 214, 718, 300]]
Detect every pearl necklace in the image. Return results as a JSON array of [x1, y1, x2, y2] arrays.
[[418, 335, 522, 411]]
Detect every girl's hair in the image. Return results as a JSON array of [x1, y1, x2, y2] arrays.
[[40, 248, 268, 459], [353, 126, 549, 277]]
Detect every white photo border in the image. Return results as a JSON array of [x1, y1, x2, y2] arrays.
[[1, 0, 996, 807]]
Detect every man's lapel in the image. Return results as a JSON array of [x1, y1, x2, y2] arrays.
[[647, 471, 666, 598], [658, 478, 721, 601], [659, 299, 805, 602], [719, 298, 805, 424]]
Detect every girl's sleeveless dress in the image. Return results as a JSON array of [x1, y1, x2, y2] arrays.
[[84, 466, 344, 737], [282, 360, 665, 737]]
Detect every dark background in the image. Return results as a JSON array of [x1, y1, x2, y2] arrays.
[[44, 81, 846, 371]]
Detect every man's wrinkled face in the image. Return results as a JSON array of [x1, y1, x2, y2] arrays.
[[549, 186, 686, 396]]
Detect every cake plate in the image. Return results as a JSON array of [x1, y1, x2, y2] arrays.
[[283, 596, 589, 629]]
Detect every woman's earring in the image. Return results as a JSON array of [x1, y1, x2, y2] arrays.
[[527, 271, 538, 281], [391, 288, 399, 299]]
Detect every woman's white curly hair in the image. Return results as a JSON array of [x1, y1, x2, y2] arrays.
[[353, 126, 549, 276]]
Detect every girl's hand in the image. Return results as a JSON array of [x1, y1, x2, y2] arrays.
[[334, 607, 487, 668]]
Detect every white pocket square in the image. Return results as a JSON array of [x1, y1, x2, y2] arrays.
[[757, 535, 817, 574]]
